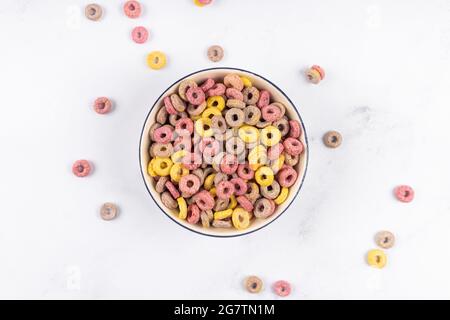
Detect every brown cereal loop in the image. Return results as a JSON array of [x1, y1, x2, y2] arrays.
[[244, 105, 261, 126], [214, 198, 230, 211], [156, 106, 168, 124], [201, 212, 211, 228], [226, 137, 245, 155], [170, 94, 186, 112], [152, 143, 173, 158], [260, 180, 281, 200], [85, 4, 103, 21], [214, 172, 229, 186], [207, 45, 224, 62], [100, 202, 118, 221], [323, 130, 342, 148], [211, 115, 227, 134], [161, 191, 178, 210], [178, 80, 198, 101], [169, 112, 187, 126], [284, 153, 299, 166], [187, 101, 207, 116], [245, 276, 263, 294], [225, 108, 245, 127], [255, 119, 271, 129], [273, 117, 290, 136], [224, 74, 244, 91], [226, 99, 246, 109], [149, 123, 161, 141], [242, 87, 260, 105], [375, 231, 395, 249], [212, 219, 232, 228], [155, 176, 168, 193], [245, 183, 260, 203]]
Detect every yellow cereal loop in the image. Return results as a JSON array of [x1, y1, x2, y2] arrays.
[[195, 118, 213, 137], [255, 166, 274, 187], [171, 150, 187, 164], [202, 107, 222, 120], [260, 126, 282, 147], [274, 187, 289, 205], [367, 249, 387, 269], [232, 207, 251, 230], [228, 194, 237, 209], [147, 159, 157, 177], [152, 157, 173, 176], [191, 114, 202, 121], [207, 96, 225, 111], [240, 76, 252, 88], [170, 163, 189, 182], [271, 154, 285, 173], [177, 197, 187, 220], [193, 0, 205, 7], [214, 209, 233, 220], [147, 51, 167, 70], [248, 145, 267, 171], [210, 187, 217, 197], [238, 125, 259, 143], [204, 173, 216, 190]]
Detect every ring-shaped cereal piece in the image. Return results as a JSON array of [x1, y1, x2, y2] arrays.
[[178, 80, 197, 101], [260, 126, 282, 147], [203, 173, 216, 190], [244, 105, 261, 126], [253, 198, 274, 218], [195, 190, 215, 210], [72, 160, 92, 177], [224, 74, 244, 91], [147, 51, 167, 70], [187, 203, 201, 224], [273, 280, 291, 297], [277, 166, 298, 188], [152, 157, 173, 176], [213, 198, 229, 211], [229, 178, 248, 196], [206, 83, 226, 97], [394, 185, 414, 203], [257, 90, 270, 108], [242, 87, 260, 105], [214, 208, 233, 220], [226, 99, 246, 109], [179, 174, 201, 196], [225, 137, 245, 155], [131, 26, 148, 44], [181, 152, 202, 170], [274, 187, 289, 205], [237, 163, 254, 180], [164, 96, 177, 115], [236, 195, 254, 212], [225, 108, 245, 128], [175, 118, 194, 135], [85, 4, 102, 21], [245, 276, 263, 293], [261, 104, 282, 122], [202, 107, 222, 120], [171, 149, 188, 164], [151, 143, 173, 158], [124, 1, 141, 18], [248, 146, 267, 169], [375, 231, 395, 249], [260, 180, 281, 200], [311, 65, 325, 80], [284, 153, 299, 166], [323, 130, 342, 148], [156, 106, 168, 124], [153, 125, 173, 144], [169, 163, 189, 182], [200, 78, 215, 92], [186, 86, 206, 105], [270, 154, 285, 174], [273, 118, 290, 136], [367, 249, 387, 268], [155, 176, 168, 193], [212, 219, 232, 228], [283, 137, 304, 156], [206, 96, 225, 111], [245, 183, 260, 204], [220, 154, 238, 174], [170, 94, 186, 112], [228, 194, 238, 209], [289, 120, 302, 138], [207, 45, 224, 62], [255, 166, 274, 187], [161, 191, 178, 210], [195, 118, 214, 137], [238, 125, 260, 143], [100, 202, 118, 220], [200, 212, 210, 227], [240, 76, 252, 88], [187, 101, 207, 117], [165, 180, 180, 199], [232, 208, 251, 230], [211, 115, 227, 134], [93, 97, 112, 114], [226, 88, 244, 101], [306, 67, 322, 84], [216, 181, 235, 200], [177, 197, 187, 219], [147, 159, 157, 177], [267, 143, 284, 161]]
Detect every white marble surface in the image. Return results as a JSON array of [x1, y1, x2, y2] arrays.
[[1, 0, 450, 300]]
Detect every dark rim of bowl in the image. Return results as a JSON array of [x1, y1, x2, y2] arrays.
[[139, 67, 309, 238]]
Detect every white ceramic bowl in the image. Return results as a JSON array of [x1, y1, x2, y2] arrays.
[[139, 67, 308, 237]]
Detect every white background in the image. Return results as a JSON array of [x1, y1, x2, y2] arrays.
[[1, 0, 450, 299]]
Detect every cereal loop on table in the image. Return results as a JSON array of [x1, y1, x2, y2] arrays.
[[273, 280, 291, 297], [207, 45, 224, 62], [85, 4, 103, 21], [147, 51, 167, 70], [124, 1, 141, 18], [93, 97, 112, 114], [323, 131, 342, 148], [367, 249, 387, 269], [131, 26, 148, 44], [245, 276, 263, 293], [72, 160, 92, 177], [100, 203, 118, 221], [394, 185, 414, 203], [375, 231, 395, 249]]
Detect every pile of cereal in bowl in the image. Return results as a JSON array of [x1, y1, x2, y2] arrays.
[[145, 71, 306, 232]]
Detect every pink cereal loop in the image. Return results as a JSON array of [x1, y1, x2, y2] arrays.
[[195, 190, 215, 210], [257, 90, 270, 108], [225, 88, 244, 101], [261, 104, 282, 122], [164, 96, 178, 115], [181, 152, 202, 170], [124, 1, 141, 18], [199, 137, 219, 154], [153, 125, 173, 144], [237, 163, 254, 180], [131, 26, 148, 44], [236, 195, 254, 212], [206, 83, 226, 97], [277, 166, 298, 188], [186, 86, 206, 105], [165, 180, 180, 199], [283, 137, 304, 156], [200, 78, 215, 92], [230, 177, 248, 196], [72, 160, 91, 177], [220, 154, 238, 174], [394, 185, 414, 203], [173, 135, 192, 152], [273, 280, 291, 297], [187, 203, 201, 224], [267, 143, 284, 161], [93, 97, 112, 114], [179, 174, 201, 195], [311, 65, 325, 80], [288, 120, 302, 138], [175, 118, 194, 135], [216, 181, 235, 200]]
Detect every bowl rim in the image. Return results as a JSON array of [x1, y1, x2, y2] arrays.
[[139, 67, 309, 238]]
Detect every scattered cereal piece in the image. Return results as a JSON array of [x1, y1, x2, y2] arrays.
[[323, 130, 342, 148], [273, 280, 291, 297], [100, 202, 118, 220], [85, 4, 103, 21], [93, 97, 112, 114], [394, 185, 414, 203], [207, 45, 224, 62], [147, 51, 167, 70], [245, 276, 263, 293], [124, 1, 141, 18], [306, 65, 325, 84], [131, 26, 148, 44], [367, 249, 387, 268], [375, 231, 395, 249], [72, 160, 92, 177]]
